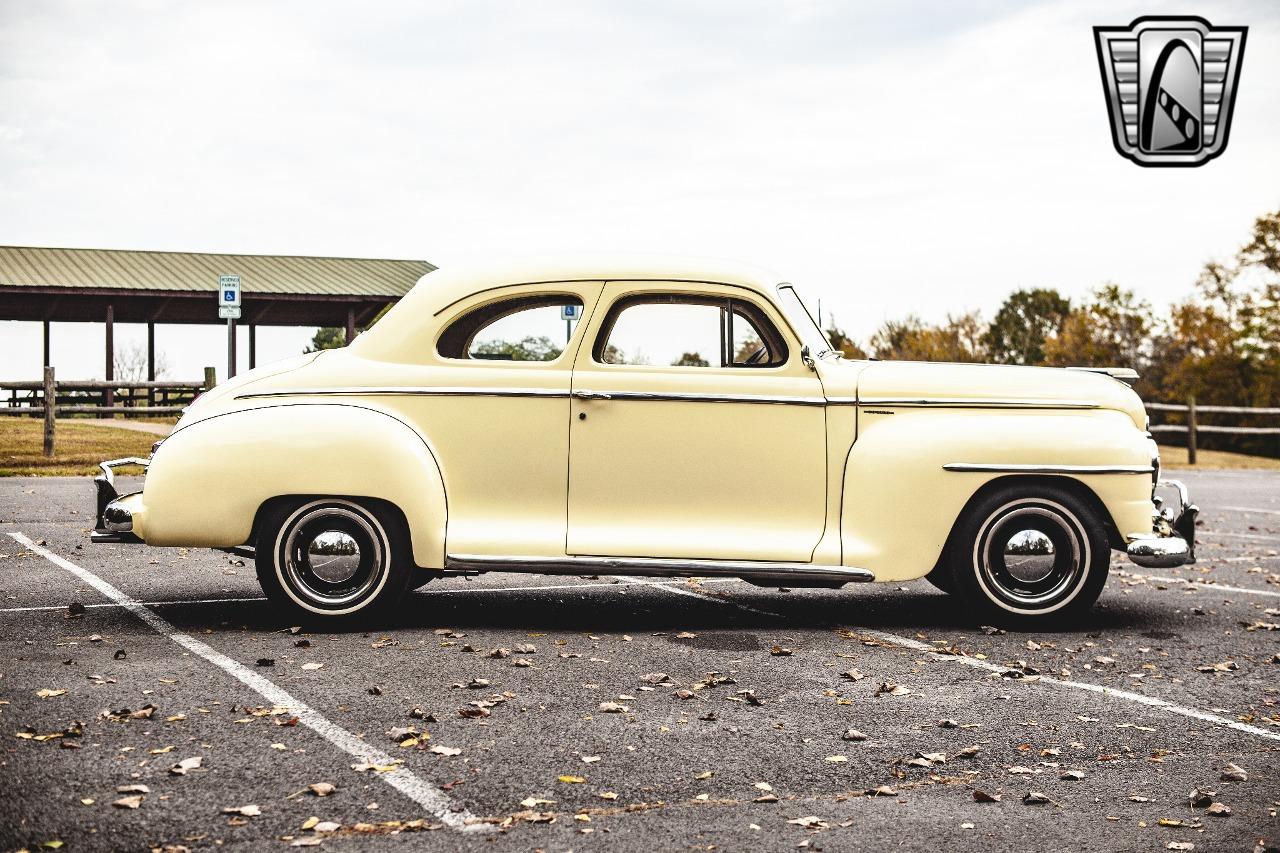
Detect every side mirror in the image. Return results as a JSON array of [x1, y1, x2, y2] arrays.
[[800, 346, 815, 371]]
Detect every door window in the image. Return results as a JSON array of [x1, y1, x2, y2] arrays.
[[594, 295, 787, 368]]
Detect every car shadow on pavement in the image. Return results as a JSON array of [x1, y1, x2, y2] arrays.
[[154, 582, 1160, 637]]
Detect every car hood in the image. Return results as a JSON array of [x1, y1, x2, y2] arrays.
[[827, 359, 1147, 429]]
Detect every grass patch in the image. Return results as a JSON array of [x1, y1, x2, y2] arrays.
[[1161, 447, 1280, 471], [0, 417, 155, 476]]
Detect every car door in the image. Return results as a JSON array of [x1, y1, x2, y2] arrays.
[[566, 281, 828, 563]]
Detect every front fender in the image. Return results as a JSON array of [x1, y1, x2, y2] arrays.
[[842, 409, 1153, 581], [138, 403, 448, 568]]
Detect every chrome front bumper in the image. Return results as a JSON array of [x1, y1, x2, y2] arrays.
[[1126, 478, 1197, 569], [92, 457, 149, 544]]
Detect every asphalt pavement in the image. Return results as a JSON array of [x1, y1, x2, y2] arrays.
[[0, 470, 1277, 852]]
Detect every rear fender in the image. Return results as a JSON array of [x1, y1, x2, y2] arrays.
[[140, 403, 447, 568]]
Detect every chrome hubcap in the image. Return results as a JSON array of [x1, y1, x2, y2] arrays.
[[1002, 529, 1056, 584], [307, 530, 362, 584], [976, 502, 1087, 612], [280, 504, 385, 610]]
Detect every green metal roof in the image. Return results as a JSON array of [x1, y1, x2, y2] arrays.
[[0, 245, 435, 298]]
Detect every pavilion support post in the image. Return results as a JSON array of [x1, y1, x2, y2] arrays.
[[42, 320, 50, 369], [147, 321, 156, 406], [345, 307, 356, 345], [204, 366, 217, 391], [43, 366, 55, 458], [104, 304, 114, 418], [249, 324, 256, 369]]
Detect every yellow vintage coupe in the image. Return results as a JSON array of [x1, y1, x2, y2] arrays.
[[92, 258, 1196, 626]]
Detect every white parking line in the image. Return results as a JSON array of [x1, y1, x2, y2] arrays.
[[0, 596, 268, 614], [1200, 530, 1280, 543], [1218, 505, 1280, 517], [0, 577, 739, 614], [1116, 570, 1280, 598], [7, 532, 482, 831], [633, 578, 1280, 744]]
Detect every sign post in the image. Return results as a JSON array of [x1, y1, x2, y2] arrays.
[[561, 303, 580, 344], [219, 275, 241, 379]]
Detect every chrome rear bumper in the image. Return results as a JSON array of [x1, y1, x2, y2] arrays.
[[1126, 478, 1197, 568], [92, 457, 149, 544]]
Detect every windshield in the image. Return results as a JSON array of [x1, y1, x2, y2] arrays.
[[776, 284, 835, 358]]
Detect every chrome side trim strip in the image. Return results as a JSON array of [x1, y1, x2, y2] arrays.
[[236, 387, 836, 406], [859, 397, 1099, 409], [573, 390, 828, 406], [445, 553, 875, 583], [943, 462, 1155, 475], [235, 387, 569, 400]]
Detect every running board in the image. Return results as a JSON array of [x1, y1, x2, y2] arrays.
[[443, 554, 875, 585]]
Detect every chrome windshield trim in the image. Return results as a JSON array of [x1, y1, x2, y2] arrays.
[[860, 397, 1100, 410], [943, 462, 1154, 475], [446, 553, 875, 583], [235, 387, 570, 400]]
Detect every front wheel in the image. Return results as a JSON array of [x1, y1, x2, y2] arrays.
[[946, 484, 1110, 628], [255, 498, 412, 625]]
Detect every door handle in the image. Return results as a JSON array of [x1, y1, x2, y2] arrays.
[[572, 390, 612, 401]]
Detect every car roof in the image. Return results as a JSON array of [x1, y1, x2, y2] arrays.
[[351, 254, 788, 360]]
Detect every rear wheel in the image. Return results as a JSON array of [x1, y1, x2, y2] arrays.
[[255, 498, 412, 625], [947, 484, 1110, 628]]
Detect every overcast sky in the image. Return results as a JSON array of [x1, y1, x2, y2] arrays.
[[1, 0, 1277, 380]]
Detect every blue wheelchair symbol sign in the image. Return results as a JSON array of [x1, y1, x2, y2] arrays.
[[223, 291, 236, 302], [561, 304, 580, 321]]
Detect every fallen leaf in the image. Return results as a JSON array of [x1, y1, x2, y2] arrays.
[[430, 745, 462, 756], [36, 688, 67, 699], [787, 816, 828, 828], [1220, 763, 1247, 782], [222, 804, 262, 817], [867, 785, 897, 797], [770, 645, 793, 656], [112, 795, 144, 809], [301, 662, 324, 671], [973, 790, 1001, 803], [308, 783, 336, 797], [1205, 802, 1231, 817], [171, 756, 203, 775], [558, 775, 586, 784], [874, 682, 910, 697], [1022, 791, 1053, 805], [842, 729, 868, 741], [598, 702, 629, 713]]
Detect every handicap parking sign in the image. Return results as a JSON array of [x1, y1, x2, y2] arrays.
[[561, 304, 580, 321]]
